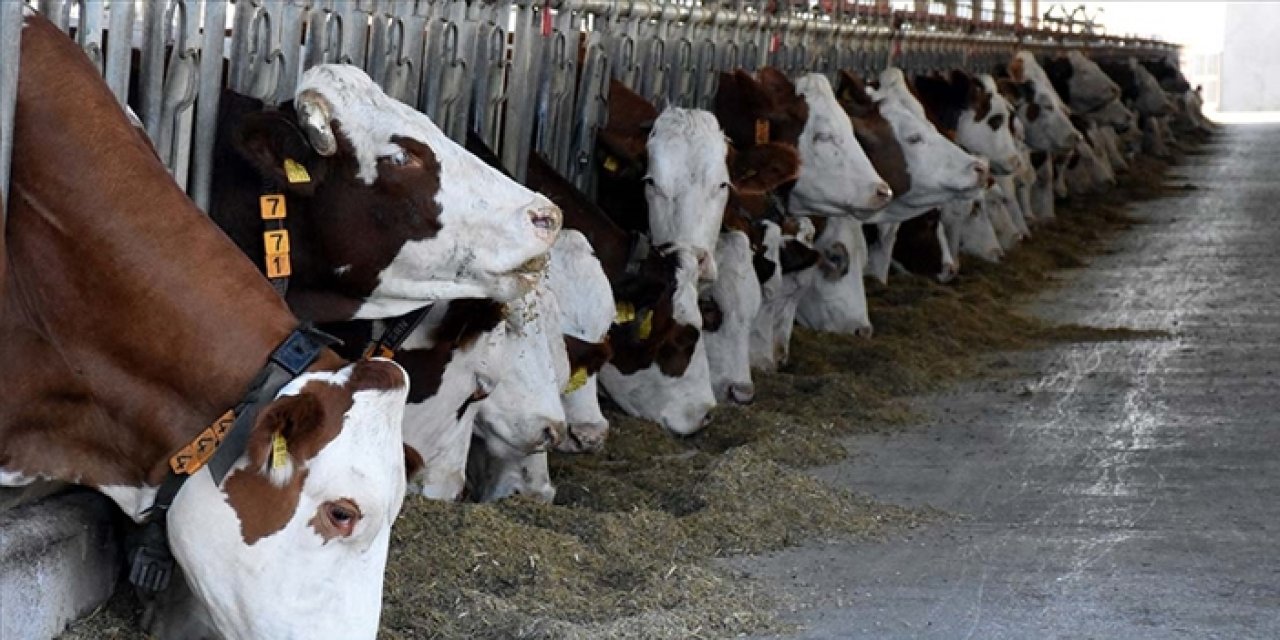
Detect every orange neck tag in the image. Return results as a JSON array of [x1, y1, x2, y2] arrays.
[[754, 119, 770, 145]]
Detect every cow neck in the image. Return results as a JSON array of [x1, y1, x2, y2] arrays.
[[0, 16, 342, 492]]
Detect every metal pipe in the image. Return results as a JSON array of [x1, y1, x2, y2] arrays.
[[191, 0, 228, 213], [0, 0, 22, 214]]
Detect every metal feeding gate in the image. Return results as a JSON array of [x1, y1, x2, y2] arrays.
[[0, 0, 1180, 217]]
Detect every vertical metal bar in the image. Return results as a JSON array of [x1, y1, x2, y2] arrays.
[[0, 0, 23, 214], [270, 0, 306, 105], [139, 0, 168, 135], [39, 0, 70, 32], [192, 0, 228, 212], [76, 0, 105, 76], [502, 1, 537, 180], [228, 0, 257, 92], [570, 27, 610, 194], [101, 0, 134, 107]]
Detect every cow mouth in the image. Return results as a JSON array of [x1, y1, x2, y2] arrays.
[[514, 253, 550, 276]]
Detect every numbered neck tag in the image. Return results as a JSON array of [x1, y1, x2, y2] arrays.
[[563, 367, 589, 394], [259, 194, 287, 220], [755, 118, 770, 145]]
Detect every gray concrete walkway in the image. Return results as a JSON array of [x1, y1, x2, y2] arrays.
[[732, 125, 1280, 639]]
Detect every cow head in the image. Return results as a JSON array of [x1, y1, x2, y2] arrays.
[[869, 68, 989, 210], [1128, 57, 1176, 117], [782, 72, 893, 217], [229, 65, 561, 319], [643, 107, 733, 281], [1000, 52, 1081, 154], [1064, 118, 1117, 195], [701, 231, 763, 405], [465, 446, 556, 504], [363, 298, 503, 501], [797, 216, 872, 337], [545, 231, 615, 453], [599, 247, 715, 435], [837, 70, 913, 201], [472, 282, 569, 461], [955, 197, 1004, 263], [892, 209, 959, 283], [913, 70, 1023, 176], [1046, 51, 1124, 115], [167, 359, 409, 639]]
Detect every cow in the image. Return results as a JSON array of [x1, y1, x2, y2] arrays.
[[466, 281, 569, 503], [884, 208, 959, 283], [862, 68, 989, 217], [854, 68, 988, 282], [209, 65, 562, 323], [596, 80, 731, 281], [953, 197, 1005, 263], [700, 230, 763, 404], [751, 218, 823, 371], [545, 231, 616, 452], [1043, 50, 1124, 117], [998, 52, 1082, 154], [1064, 115, 1118, 194], [796, 216, 874, 336], [911, 69, 1024, 175], [717, 68, 893, 219], [1, 16, 411, 638]]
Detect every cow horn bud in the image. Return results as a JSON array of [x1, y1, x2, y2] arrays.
[[295, 90, 337, 157]]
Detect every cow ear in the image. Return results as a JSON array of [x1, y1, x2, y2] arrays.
[[779, 239, 821, 274], [232, 110, 322, 196], [245, 393, 327, 483], [757, 67, 796, 99], [730, 142, 800, 195], [404, 444, 424, 481]]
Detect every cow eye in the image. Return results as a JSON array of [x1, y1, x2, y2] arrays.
[[987, 114, 1005, 130], [906, 134, 924, 145], [642, 176, 656, 187], [719, 182, 731, 190]]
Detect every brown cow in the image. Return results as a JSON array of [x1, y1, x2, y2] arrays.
[[0, 16, 409, 638]]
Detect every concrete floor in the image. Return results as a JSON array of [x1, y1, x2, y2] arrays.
[[730, 125, 1280, 639]]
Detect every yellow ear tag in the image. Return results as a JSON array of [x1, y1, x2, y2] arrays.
[[614, 301, 636, 324], [283, 158, 311, 184], [754, 118, 770, 145], [563, 367, 589, 394], [637, 310, 654, 340], [603, 155, 620, 173], [271, 433, 289, 469]]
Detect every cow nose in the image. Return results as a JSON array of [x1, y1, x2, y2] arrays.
[[938, 262, 959, 283], [874, 181, 893, 204], [971, 159, 990, 185], [529, 205, 562, 236], [557, 421, 609, 453], [542, 422, 565, 450], [728, 382, 756, 405], [696, 248, 718, 282], [853, 324, 874, 339]]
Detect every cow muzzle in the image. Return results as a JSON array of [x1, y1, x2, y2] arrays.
[[529, 205, 563, 240], [295, 90, 337, 156]]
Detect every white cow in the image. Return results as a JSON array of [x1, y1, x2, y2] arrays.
[[797, 217, 874, 336], [1004, 51, 1082, 154], [645, 108, 733, 281], [293, 65, 562, 313], [545, 231, 616, 452], [788, 73, 895, 218], [701, 230, 764, 405], [598, 246, 717, 435]]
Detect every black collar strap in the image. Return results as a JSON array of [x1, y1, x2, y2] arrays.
[[362, 305, 434, 360], [128, 325, 335, 593]]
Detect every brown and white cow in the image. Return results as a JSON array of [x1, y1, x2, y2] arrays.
[[1, 16, 410, 638], [210, 66, 562, 323]]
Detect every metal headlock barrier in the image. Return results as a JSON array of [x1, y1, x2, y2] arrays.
[[0, 1, 1179, 216]]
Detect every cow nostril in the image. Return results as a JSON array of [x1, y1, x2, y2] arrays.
[[875, 182, 893, 200], [854, 325, 874, 339], [728, 382, 756, 405], [543, 423, 564, 450], [530, 206, 562, 234]]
